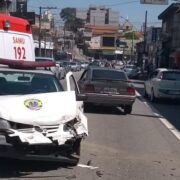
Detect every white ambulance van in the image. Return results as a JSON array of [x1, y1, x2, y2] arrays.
[[0, 14, 88, 165]]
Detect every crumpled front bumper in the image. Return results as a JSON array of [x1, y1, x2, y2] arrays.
[[0, 111, 88, 146], [6, 122, 86, 146]]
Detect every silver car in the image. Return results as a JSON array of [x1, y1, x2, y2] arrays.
[[78, 67, 136, 114]]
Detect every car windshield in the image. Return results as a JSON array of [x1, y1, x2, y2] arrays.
[[92, 69, 127, 81], [162, 71, 180, 81], [0, 71, 64, 95]]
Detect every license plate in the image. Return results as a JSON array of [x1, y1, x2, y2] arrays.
[[103, 87, 118, 94]]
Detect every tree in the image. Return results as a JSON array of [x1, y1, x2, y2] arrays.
[[60, 8, 84, 33], [124, 32, 139, 40]]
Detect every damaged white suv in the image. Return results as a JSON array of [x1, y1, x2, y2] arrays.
[[0, 66, 88, 165]]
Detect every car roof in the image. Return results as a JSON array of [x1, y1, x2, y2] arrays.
[[156, 68, 180, 72], [88, 66, 124, 72], [0, 65, 54, 75], [125, 64, 137, 67]]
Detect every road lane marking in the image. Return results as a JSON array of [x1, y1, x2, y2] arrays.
[[78, 164, 99, 170], [136, 91, 180, 141]]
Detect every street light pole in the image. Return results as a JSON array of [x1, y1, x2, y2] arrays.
[[131, 31, 134, 62], [38, 6, 57, 57], [144, 10, 147, 56]]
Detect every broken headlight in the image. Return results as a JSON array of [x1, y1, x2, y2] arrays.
[[63, 119, 78, 133]]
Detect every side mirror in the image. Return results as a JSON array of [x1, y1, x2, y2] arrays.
[[76, 94, 87, 101]]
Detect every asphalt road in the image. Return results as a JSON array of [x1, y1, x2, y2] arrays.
[[0, 71, 180, 180]]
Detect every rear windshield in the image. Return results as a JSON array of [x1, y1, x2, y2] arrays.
[[92, 69, 127, 80], [162, 71, 180, 81]]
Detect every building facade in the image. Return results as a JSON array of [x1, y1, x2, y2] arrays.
[[76, 6, 119, 27], [158, 3, 180, 68]]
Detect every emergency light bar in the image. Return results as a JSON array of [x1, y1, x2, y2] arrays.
[[0, 58, 55, 69]]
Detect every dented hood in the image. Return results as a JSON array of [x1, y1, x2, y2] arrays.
[[0, 91, 77, 126]]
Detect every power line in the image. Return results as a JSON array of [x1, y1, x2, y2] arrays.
[[106, 0, 139, 7]]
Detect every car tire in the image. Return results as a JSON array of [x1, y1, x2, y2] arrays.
[[150, 89, 156, 102], [124, 105, 132, 114], [69, 139, 81, 166], [144, 86, 148, 98], [58, 73, 61, 80], [84, 103, 91, 112]]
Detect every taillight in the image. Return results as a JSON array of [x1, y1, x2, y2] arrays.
[[84, 84, 95, 93], [127, 87, 135, 95]]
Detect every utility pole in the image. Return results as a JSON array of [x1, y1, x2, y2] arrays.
[[142, 10, 148, 70], [144, 10, 147, 56], [131, 31, 134, 63], [38, 6, 57, 56]]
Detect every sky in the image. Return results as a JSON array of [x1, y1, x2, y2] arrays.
[[28, 0, 174, 30]]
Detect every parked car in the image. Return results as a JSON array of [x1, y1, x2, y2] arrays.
[[144, 68, 180, 102], [56, 61, 66, 79], [78, 67, 136, 114], [88, 60, 101, 67], [124, 64, 141, 79], [113, 61, 124, 69], [59, 60, 71, 73], [70, 62, 81, 71], [80, 61, 89, 69], [35, 56, 61, 79], [0, 64, 88, 165]]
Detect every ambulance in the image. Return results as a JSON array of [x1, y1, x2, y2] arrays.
[[0, 14, 88, 165]]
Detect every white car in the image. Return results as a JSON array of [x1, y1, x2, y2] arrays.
[[0, 66, 88, 165], [56, 61, 66, 79], [70, 62, 81, 71], [35, 57, 61, 79], [144, 68, 180, 102]]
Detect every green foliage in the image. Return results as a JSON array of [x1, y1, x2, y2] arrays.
[[60, 8, 76, 21], [124, 32, 139, 40], [60, 8, 84, 33]]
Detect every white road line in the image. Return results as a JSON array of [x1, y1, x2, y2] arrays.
[[137, 91, 180, 141], [78, 164, 99, 170], [135, 91, 141, 97]]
